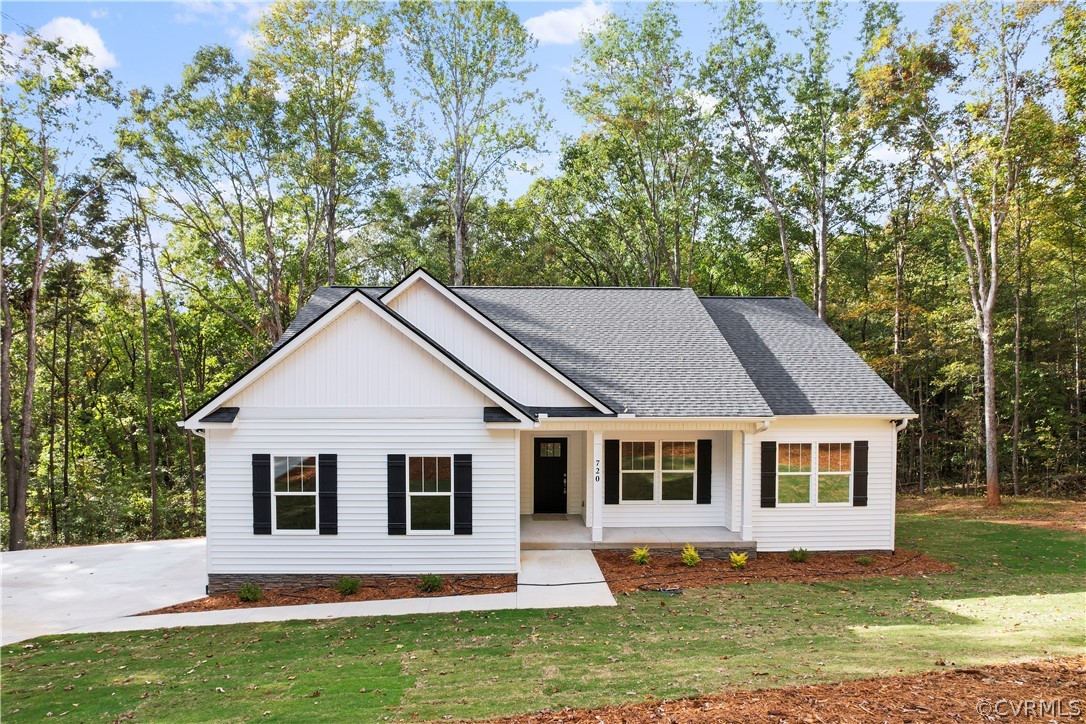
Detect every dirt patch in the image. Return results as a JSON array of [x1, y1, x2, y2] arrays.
[[593, 549, 954, 595], [488, 656, 1085, 723], [898, 495, 1086, 533], [140, 574, 517, 615]]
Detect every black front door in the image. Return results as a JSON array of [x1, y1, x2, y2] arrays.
[[533, 438, 567, 514]]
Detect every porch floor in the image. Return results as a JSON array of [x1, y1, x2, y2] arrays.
[[520, 515, 755, 551]]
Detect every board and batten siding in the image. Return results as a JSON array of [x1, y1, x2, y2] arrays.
[[205, 419, 517, 575], [601, 431, 731, 528], [386, 281, 589, 408], [751, 417, 896, 551], [230, 301, 491, 410]]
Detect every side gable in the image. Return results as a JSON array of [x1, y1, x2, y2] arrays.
[[381, 269, 611, 412], [183, 291, 533, 428]]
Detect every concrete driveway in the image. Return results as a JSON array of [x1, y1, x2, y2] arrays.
[[1, 538, 206, 645]]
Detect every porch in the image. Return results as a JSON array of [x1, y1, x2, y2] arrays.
[[520, 514, 753, 551], [517, 422, 761, 546]]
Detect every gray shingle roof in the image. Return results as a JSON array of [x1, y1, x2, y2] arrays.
[[456, 287, 771, 417], [272, 284, 911, 419], [700, 297, 914, 416]]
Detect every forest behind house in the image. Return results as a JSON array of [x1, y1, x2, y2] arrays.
[[2, 0, 1083, 550]]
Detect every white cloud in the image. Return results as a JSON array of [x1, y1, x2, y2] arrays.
[[524, 1, 610, 46], [89, 8, 109, 20], [38, 17, 118, 69], [174, 1, 264, 24]]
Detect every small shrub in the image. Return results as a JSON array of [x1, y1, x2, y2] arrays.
[[855, 555, 875, 566], [238, 582, 263, 602], [335, 577, 360, 596], [730, 551, 748, 570], [418, 574, 443, 593], [787, 547, 810, 563], [630, 546, 651, 565], [680, 543, 701, 567]]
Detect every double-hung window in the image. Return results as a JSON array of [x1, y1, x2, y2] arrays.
[[817, 443, 852, 503], [408, 456, 452, 532], [620, 440, 696, 502], [661, 441, 696, 500], [776, 443, 852, 505], [273, 455, 318, 531]]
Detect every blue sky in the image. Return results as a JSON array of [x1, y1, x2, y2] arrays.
[[2, 1, 946, 198]]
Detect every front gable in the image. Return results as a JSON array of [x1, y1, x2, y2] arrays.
[[184, 291, 532, 428], [227, 300, 491, 410], [382, 270, 609, 411]]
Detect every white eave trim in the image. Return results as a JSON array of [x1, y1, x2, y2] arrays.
[[182, 290, 532, 429], [380, 269, 613, 414]]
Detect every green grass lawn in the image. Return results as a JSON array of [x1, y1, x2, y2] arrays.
[[2, 516, 1083, 722]]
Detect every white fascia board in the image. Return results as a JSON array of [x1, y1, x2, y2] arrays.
[[183, 290, 531, 429], [380, 269, 613, 414], [772, 413, 920, 420]]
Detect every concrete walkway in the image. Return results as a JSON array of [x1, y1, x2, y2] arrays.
[[5, 548, 614, 641], [1, 538, 207, 645]]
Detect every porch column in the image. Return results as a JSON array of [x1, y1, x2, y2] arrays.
[[741, 429, 754, 540], [591, 431, 603, 542]]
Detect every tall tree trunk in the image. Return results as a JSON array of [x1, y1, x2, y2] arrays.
[[135, 226, 159, 538], [61, 287, 73, 544], [144, 200, 199, 536], [46, 293, 59, 542]]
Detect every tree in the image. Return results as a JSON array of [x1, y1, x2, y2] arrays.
[[388, 0, 547, 285], [859, 0, 1054, 506], [252, 0, 390, 287], [554, 1, 716, 287], [704, 0, 883, 319], [1, 29, 119, 549], [122, 46, 309, 349]]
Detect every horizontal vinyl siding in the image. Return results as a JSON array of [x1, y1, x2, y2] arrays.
[[601, 431, 729, 528], [205, 419, 517, 575], [388, 282, 588, 408], [230, 301, 489, 409], [752, 418, 896, 551]]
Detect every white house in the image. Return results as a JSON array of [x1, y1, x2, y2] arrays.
[[183, 269, 915, 593]]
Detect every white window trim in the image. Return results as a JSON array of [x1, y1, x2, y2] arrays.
[[618, 438, 698, 505], [775, 442, 854, 507], [271, 454, 319, 535], [406, 454, 454, 535]]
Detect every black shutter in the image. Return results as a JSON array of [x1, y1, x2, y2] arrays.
[[253, 454, 272, 534], [853, 441, 869, 506], [760, 441, 777, 508], [318, 454, 337, 535], [696, 439, 712, 504], [604, 439, 619, 505], [387, 454, 406, 535], [453, 454, 472, 535]]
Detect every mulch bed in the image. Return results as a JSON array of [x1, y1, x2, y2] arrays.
[[139, 574, 517, 615], [593, 550, 955, 595], [488, 656, 1086, 723]]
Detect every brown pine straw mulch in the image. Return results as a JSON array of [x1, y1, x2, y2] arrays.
[[593, 550, 955, 595], [139, 574, 517, 615], [488, 656, 1086, 723]]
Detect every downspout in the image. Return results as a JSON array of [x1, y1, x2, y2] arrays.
[[895, 419, 909, 432]]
